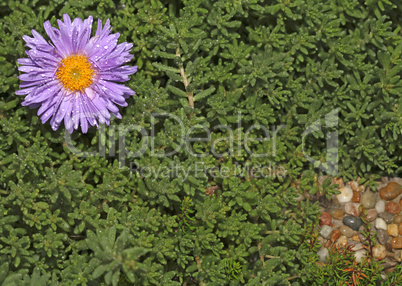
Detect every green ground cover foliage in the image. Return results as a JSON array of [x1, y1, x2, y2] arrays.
[[0, 0, 401, 285]]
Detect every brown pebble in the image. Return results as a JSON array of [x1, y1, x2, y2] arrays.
[[366, 209, 377, 222], [385, 243, 393, 252], [390, 237, 402, 249], [345, 203, 360, 217], [388, 224, 399, 237], [332, 177, 344, 187], [349, 180, 364, 192], [331, 229, 341, 242], [324, 240, 332, 248], [336, 235, 348, 249], [340, 225, 354, 237], [399, 223, 402, 235], [351, 235, 360, 242], [372, 244, 387, 260], [352, 191, 361, 202], [329, 209, 344, 220], [319, 211, 332, 226], [394, 215, 402, 224], [385, 201, 401, 215], [379, 182, 401, 201]]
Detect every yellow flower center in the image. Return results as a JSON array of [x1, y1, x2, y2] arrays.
[[56, 54, 95, 92]]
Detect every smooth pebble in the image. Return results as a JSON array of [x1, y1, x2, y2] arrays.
[[394, 215, 402, 224], [361, 190, 377, 209], [391, 237, 402, 249], [345, 203, 360, 216], [375, 200, 386, 213], [372, 244, 387, 260], [379, 212, 395, 224], [388, 224, 399, 237], [385, 201, 401, 215], [354, 249, 367, 263], [317, 247, 329, 262], [336, 186, 353, 203], [366, 209, 378, 222], [340, 225, 354, 237], [343, 216, 363, 231], [320, 225, 333, 239], [375, 218, 387, 230], [377, 229, 389, 245], [336, 235, 348, 248], [379, 182, 401, 201]]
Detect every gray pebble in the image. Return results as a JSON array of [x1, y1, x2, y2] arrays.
[[361, 190, 377, 209], [317, 247, 329, 262], [377, 229, 389, 245], [320, 225, 333, 239], [358, 225, 367, 243], [343, 215, 363, 231], [378, 212, 395, 224], [381, 259, 397, 270]]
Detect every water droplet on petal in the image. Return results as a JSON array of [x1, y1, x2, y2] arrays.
[[104, 46, 108, 49]]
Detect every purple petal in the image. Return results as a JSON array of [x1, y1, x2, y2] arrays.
[[31, 29, 48, 45], [17, 58, 36, 66], [105, 100, 119, 113], [15, 86, 36, 95], [92, 82, 126, 105], [57, 18, 73, 54], [41, 108, 55, 123], [18, 66, 49, 73], [72, 97, 81, 130], [36, 44, 56, 53], [55, 98, 72, 124], [91, 96, 111, 122], [63, 14, 72, 29], [80, 113, 89, 133], [86, 33, 119, 59], [18, 71, 56, 82], [80, 92, 98, 126], [29, 82, 62, 104], [112, 112, 122, 119], [37, 97, 57, 116], [44, 21, 68, 57], [19, 77, 55, 88], [99, 72, 128, 82], [76, 16, 93, 52], [99, 80, 135, 97], [110, 65, 138, 75], [27, 49, 61, 67]]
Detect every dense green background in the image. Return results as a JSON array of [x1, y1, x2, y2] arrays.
[[0, 0, 401, 285]]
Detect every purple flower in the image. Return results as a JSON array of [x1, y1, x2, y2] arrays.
[[16, 14, 137, 133]]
